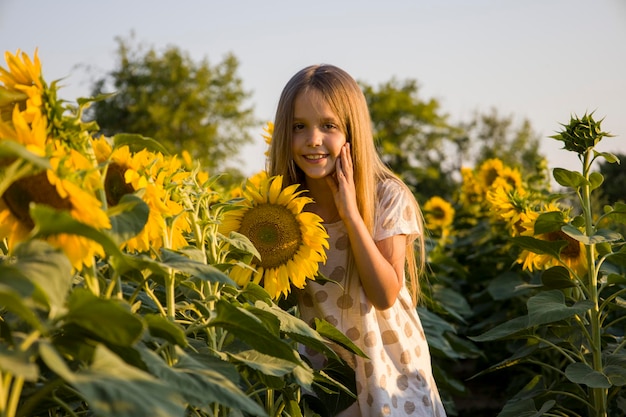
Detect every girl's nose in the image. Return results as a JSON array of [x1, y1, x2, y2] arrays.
[[306, 128, 323, 147]]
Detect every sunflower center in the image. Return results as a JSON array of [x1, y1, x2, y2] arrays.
[[2, 171, 72, 228], [104, 162, 135, 206], [238, 203, 302, 269]]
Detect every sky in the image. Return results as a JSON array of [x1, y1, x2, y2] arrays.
[[1, 0, 625, 176]]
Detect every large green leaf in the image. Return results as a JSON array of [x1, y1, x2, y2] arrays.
[[12, 240, 73, 318], [565, 362, 612, 388], [29, 204, 140, 274], [160, 249, 235, 286], [469, 316, 530, 342], [140, 347, 267, 416], [541, 266, 577, 289], [0, 283, 46, 332], [314, 318, 367, 359], [209, 299, 302, 364], [487, 271, 532, 300], [107, 193, 150, 244], [418, 307, 465, 359], [0, 345, 39, 381], [252, 301, 340, 361], [553, 167, 589, 188], [144, 314, 188, 347], [39, 341, 185, 417], [534, 211, 566, 234], [561, 225, 622, 245], [527, 290, 593, 326], [497, 399, 556, 417], [511, 236, 567, 257], [65, 288, 144, 347], [227, 349, 296, 377]]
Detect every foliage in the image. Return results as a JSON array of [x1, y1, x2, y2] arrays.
[[87, 34, 256, 175], [0, 49, 358, 417], [465, 113, 626, 416], [362, 80, 548, 204], [361, 78, 461, 201]]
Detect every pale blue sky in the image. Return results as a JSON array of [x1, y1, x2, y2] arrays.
[[1, 0, 625, 175]]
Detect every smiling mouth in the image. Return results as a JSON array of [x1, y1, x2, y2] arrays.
[[303, 154, 327, 160]]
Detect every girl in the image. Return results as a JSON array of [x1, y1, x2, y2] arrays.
[[268, 64, 447, 417]]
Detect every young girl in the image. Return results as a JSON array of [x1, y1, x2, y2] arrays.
[[268, 64, 447, 417]]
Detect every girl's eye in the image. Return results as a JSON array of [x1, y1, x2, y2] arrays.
[[324, 123, 337, 130], [293, 123, 304, 131]]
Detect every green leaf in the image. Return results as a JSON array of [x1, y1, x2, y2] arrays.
[[527, 290, 593, 326], [565, 362, 612, 388], [223, 231, 262, 259], [497, 399, 555, 417], [596, 150, 620, 164], [12, 240, 73, 318], [432, 285, 472, 322], [589, 171, 604, 190], [561, 225, 622, 245], [144, 314, 188, 347], [29, 204, 140, 274], [468, 316, 530, 342], [112, 133, 170, 155], [541, 266, 577, 289], [227, 349, 296, 377], [314, 319, 368, 359], [40, 341, 186, 417], [0, 283, 46, 332], [107, 194, 150, 245], [253, 301, 341, 361], [511, 236, 567, 257], [553, 168, 589, 188], [534, 211, 566, 234], [0, 140, 51, 170], [65, 288, 144, 347], [160, 249, 235, 286], [209, 299, 302, 364], [0, 345, 39, 381], [140, 347, 267, 416], [487, 272, 531, 300]]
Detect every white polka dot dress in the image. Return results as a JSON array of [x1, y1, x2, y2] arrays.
[[298, 179, 447, 417]]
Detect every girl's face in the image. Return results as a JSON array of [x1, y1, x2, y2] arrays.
[[291, 89, 347, 182]]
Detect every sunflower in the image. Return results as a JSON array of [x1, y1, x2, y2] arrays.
[[486, 185, 528, 236], [219, 175, 329, 299], [459, 166, 483, 208], [477, 158, 505, 190], [0, 147, 110, 270], [423, 196, 455, 231], [516, 205, 588, 278], [93, 138, 191, 253]]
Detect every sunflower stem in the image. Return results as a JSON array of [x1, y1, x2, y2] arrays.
[[4, 376, 23, 417], [580, 149, 606, 417]]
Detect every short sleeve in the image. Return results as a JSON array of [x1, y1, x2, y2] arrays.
[[374, 179, 421, 242]]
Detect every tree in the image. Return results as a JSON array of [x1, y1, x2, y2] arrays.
[[462, 108, 548, 188], [88, 35, 256, 173], [361, 78, 463, 201]]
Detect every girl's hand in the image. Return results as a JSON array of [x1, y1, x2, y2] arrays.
[[326, 142, 359, 221]]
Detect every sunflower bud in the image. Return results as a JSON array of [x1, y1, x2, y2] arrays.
[[550, 112, 613, 155]]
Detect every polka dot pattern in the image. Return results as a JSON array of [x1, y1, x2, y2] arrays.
[[298, 179, 447, 417]]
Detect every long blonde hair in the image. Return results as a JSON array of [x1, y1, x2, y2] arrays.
[[267, 64, 425, 305]]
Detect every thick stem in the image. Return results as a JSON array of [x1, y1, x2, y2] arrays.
[[581, 150, 607, 417]]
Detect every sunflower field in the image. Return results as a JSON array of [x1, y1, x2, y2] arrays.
[[1, 49, 625, 417]]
